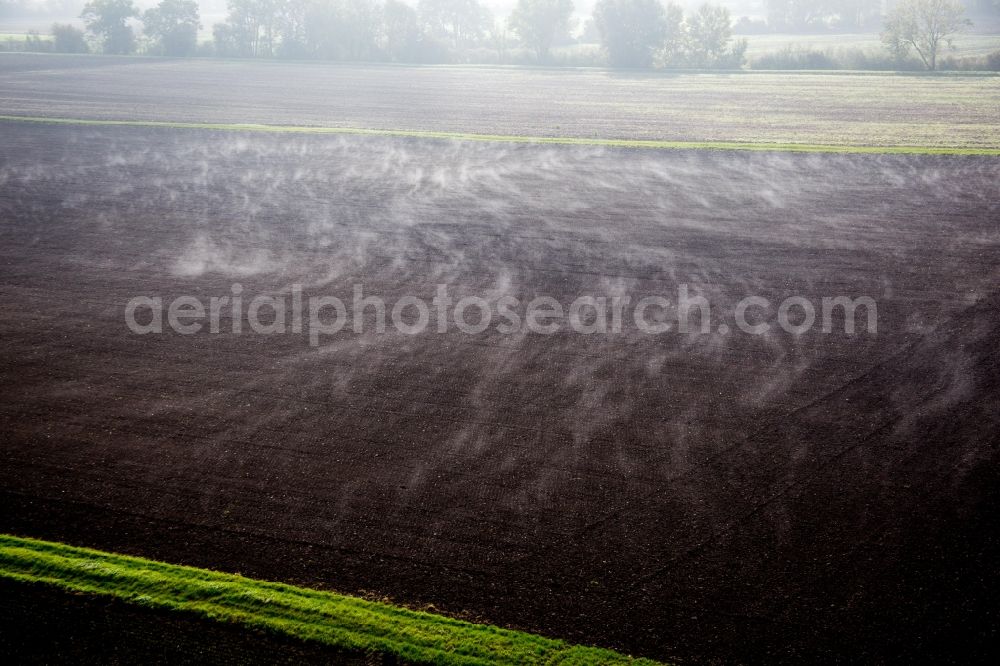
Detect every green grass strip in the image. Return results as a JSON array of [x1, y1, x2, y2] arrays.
[[0, 534, 659, 665], [1, 114, 997, 155]]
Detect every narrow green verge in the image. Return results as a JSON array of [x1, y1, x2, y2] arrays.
[[0, 534, 659, 665], [1, 114, 997, 155]]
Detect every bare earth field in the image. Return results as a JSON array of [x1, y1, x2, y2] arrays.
[[2, 112, 999, 664], [1, 53, 1000, 148]]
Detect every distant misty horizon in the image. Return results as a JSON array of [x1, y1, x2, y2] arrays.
[[3, 0, 769, 30], [5, 0, 996, 42]]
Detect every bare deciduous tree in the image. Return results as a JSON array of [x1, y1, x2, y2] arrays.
[[882, 0, 971, 71]]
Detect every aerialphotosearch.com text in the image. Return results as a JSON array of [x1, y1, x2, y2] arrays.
[[125, 283, 878, 345]]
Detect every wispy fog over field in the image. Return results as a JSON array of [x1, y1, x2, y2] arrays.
[[1, 3, 999, 662]]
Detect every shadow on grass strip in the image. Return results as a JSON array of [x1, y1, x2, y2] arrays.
[[0, 534, 660, 665], [1, 114, 998, 155]]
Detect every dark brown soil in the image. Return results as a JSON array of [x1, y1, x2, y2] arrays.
[[1, 122, 998, 664]]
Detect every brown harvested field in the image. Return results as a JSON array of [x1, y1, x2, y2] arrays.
[[1, 113, 999, 664], [1, 53, 999, 148]]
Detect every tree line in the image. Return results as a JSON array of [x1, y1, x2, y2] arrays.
[[54, 0, 988, 70], [764, 0, 881, 31], [64, 0, 750, 66]]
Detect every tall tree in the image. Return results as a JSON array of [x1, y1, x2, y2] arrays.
[[304, 0, 381, 60], [51, 23, 89, 53], [593, 0, 669, 68], [144, 0, 200, 56], [655, 1, 685, 65], [507, 0, 574, 62], [381, 0, 422, 61], [419, 0, 492, 48], [214, 0, 283, 57], [81, 0, 138, 54], [882, 0, 971, 70], [684, 3, 746, 69]]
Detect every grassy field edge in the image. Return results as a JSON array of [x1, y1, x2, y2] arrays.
[[0, 534, 660, 665], [1, 114, 997, 155]]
